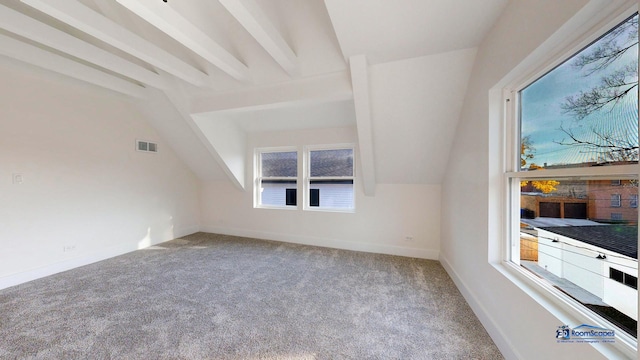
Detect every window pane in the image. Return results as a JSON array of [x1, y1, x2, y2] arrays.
[[310, 149, 353, 177], [518, 177, 638, 337], [520, 14, 638, 169], [309, 180, 354, 209], [611, 268, 625, 282], [261, 151, 297, 177], [626, 274, 638, 290], [611, 194, 622, 207], [260, 180, 296, 206]]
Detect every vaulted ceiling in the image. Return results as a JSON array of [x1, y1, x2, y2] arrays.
[[0, 0, 508, 191]]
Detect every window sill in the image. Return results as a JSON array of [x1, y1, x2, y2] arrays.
[[491, 260, 637, 359], [303, 207, 355, 214], [255, 205, 298, 211]]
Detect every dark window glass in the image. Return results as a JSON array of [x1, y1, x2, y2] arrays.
[[309, 189, 320, 207], [610, 268, 624, 283], [285, 188, 297, 206]]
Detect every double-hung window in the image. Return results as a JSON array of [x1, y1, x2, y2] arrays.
[[255, 145, 355, 211], [305, 146, 355, 211], [505, 11, 639, 347], [256, 148, 298, 208]]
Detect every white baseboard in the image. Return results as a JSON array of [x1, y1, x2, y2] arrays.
[[0, 242, 138, 291], [0, 225, 200, 291], [200, 225, 440, 260], [439, 254, 520, 360]]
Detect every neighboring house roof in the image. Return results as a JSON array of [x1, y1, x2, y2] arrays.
[[523, 218, 604, 228], [262, 152, 297, 177], [262, 149, 353, 177], [538, 225, 637, 259], [310, 149, 353, 177]]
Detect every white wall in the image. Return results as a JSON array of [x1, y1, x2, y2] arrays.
[[537, 230, 605, 300], [604, 268, 638, 321], [0, 60, 201, 289], [369, 48, 476, 184], [201, 127, 441, 259], [440, 0, 621, 359]]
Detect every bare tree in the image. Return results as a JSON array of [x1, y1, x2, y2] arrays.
[[557, 123, 638, 162], [559, 14, 638, 160]]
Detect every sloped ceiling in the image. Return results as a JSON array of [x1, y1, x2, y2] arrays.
[[0, 0, 508, 188]]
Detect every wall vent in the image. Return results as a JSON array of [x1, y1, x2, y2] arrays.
[[136, 140, 158, 153]]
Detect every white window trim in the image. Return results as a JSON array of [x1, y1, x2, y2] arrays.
[[254, 144, 356, 213], [303, 144, 356, 213], [490, 2, 639, 358], [254, 146, 299, 210]]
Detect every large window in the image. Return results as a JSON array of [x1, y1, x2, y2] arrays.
[[255, 145, 355, 212], [507, 11, 639, 344]]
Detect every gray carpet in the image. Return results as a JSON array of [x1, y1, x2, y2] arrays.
[[0, 233, 503, 359]]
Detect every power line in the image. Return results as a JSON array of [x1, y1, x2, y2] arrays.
[[521, 234, 637, 268]]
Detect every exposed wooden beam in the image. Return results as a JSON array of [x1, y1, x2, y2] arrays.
[[115, 0, 250, 83], [0, 33, 146, 98], [0, 3, 166, 90], [349, 55, 376, 196], [218, 0, 298, 77], [21, 0, 210, 87]]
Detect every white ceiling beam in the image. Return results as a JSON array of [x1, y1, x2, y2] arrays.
[[21, 0, 210, 87], [0, 33, 146, 98], [0, 4, 166, 90], [349, 55, 376, 196], [158, 78, 246, 189], [191, 115, 247, 190], [218, 0, 298, 77], [191, 71, 351, 114], [115, 0, 250, 83]]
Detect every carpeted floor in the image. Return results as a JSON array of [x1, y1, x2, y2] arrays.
[[0, 233, 503, 359]]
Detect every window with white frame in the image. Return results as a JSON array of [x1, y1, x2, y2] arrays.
[[506, 11, 638, 343], [255, 145, 355, 212], [256, 148, 298, 208], [612, 194, 623, 208], [305, 146, 355, 211]]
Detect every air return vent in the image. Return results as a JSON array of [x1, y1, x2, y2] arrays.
[[136, 140, 158, 153]]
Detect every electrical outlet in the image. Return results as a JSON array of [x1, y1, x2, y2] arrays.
[[12, 173, 23, 184], [63, 245, 76, 252]]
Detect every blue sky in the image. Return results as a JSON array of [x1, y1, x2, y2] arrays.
[[520, 15, 638, 168]]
